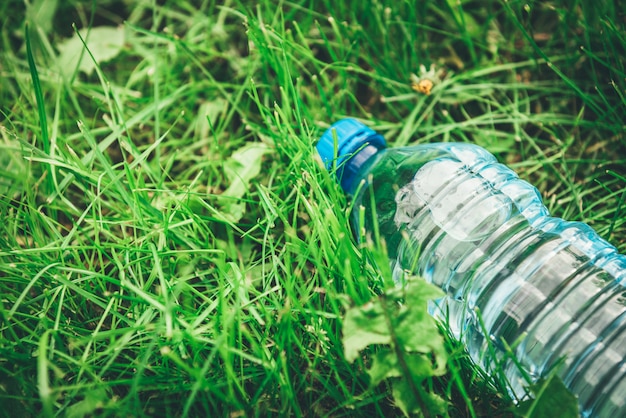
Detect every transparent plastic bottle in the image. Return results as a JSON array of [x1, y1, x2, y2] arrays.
[[317, 118, 626, 417]]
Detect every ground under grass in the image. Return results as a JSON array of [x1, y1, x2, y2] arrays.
[[1, 0, 625, 416]]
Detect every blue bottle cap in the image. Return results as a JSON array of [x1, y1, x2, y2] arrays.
[[316, 118, 387, 171]]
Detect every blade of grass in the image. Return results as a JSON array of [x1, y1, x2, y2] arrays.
[[24, 22, 54, 201]]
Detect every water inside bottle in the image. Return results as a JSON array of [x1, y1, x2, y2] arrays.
[[390, 154, 626, 413]]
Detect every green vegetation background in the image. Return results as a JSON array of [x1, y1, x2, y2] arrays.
[[1, 0, 624, 416]]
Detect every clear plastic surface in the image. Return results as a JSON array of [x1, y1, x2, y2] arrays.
[[347, 141, 626, 417]]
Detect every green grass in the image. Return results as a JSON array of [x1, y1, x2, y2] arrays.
[[1, 0, 625, 416]]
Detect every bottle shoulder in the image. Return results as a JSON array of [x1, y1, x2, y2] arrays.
[[365, 143, 548, 220]]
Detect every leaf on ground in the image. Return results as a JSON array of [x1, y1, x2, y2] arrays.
[[402, 277, 445, 304], [343, 299, 391, 363], [368, 349, 439, 387], [342, 277, 450, 416], [343, 277, 447, 366], [394, 280, 447, 374], [220, 142, 270, 222], [56, 26, 126, 79], [368, 349, 400, 386], [516, 373, 579, 418], [196, 99, 228, 139], [222, 143, 269, 198], [65, 387, 112, 418], [392, 378, 449, 417]]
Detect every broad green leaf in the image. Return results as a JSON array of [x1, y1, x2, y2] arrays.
[[343, 278, 447, 367], [220, 201, 246, 223], [516, 374, 579, 418], [342, 277, 449, 417], [196, 99, 228, 139], [394, 306, 444, 353], [395, 280, 447, 374], [220, 143, 270, 222], [402, 277, 445, 304], [222, 143, 270, 198], [392, 378, 449, 417], [404, 353, 438, 379], [343, 300, 391, 363], [368, 349, 437, 387], [57, 26, 126, 79], [65, 387, 112, 418], [368, 349, 401, 386]]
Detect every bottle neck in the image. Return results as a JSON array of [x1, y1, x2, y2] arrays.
[[339, 144, 381, 195]]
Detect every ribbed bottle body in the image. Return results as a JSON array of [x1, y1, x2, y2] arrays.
[[350, 142, 626, 417]]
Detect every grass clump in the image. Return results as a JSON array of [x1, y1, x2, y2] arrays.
[[1, 0, 624, 417]]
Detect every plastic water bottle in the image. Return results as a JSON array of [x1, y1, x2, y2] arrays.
[[316, 118, 626, 417]]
